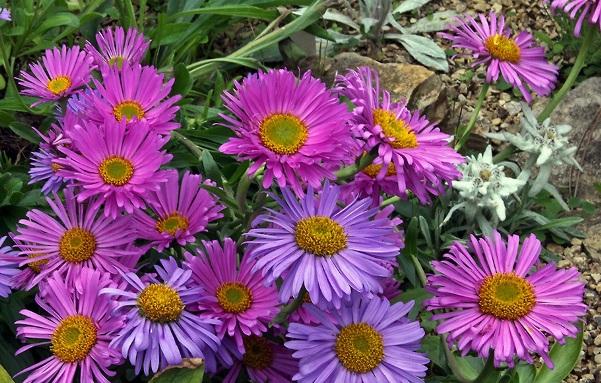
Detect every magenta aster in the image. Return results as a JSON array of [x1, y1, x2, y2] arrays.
[[222, 335, 299, 383], [56, 119, 171, 218], [85, 26, 150, 69], [337, 67, 464, 204], [15, 268, 124, 383], [246, 182, 400, 308], [441, 12, 558, 102], [83, 64, 181, 134], [0, 236, 19, 297], [551, 0, 601, 36], [18, 45, 93, 106], [219, 69, 355, 195], [185, 238, 280, 352], [286, 295, 428, 383], [132, 170, 223, 251], [102, 258, 221, 375], [426, 231, 586, 367], [13, 189, 135, 288]]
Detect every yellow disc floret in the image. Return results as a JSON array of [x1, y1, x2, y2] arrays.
[[295, 216, 347, 257], [478, 272, 536, 320], [99, 155, 134, 186], [216, 282, 253, 314], [137, 283, 185, 323], [484, 34, 521, 63], [372, 109, 418, 149], [47, 76, 72, 95], [259, 113, 308, 155], [335, 323, 384, 374], [59, 228, 97, 263], [51, 315, 98, 363], [113, 100, 145, 122], [156, 212, 190, 236]]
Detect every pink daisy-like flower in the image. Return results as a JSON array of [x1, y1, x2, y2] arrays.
[[185, 238, 280, 352], [219, 69, 355, 195], [15, 268, 124, 383], [340, 159, 400, 206], [85, 26, 150, 69], [426, 231, 586, 367], [13, 189, 136, 288], [56, 119, 172, 218], [132, 170, 223, 251], [222, 335, 299, 383], [337, 67, 464, 204], [551, 0, 601, 36], [441, 12, 558, 102], [18, 45, 93, 106], [82, 64, 181, 135]]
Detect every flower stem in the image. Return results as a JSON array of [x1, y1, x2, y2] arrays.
[[172, 131, 203, 161], [455, 83, 490, 151], [537, 25, 595, 123], [380, 196, 400, 207], [236, 173, 252, 212], [336, 150, 378, 182], [271, 288, 306, 326]]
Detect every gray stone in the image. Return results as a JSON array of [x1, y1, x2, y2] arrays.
[[324, 52, 449, 124], [550, 77, 601, 203]]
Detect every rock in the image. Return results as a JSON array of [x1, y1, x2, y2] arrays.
[[595, 334, 601, 346], [324, 52, 449, 125], [504, 101, 522, 116], [550, 77, 601, 203], [584, 224, 601, 261]]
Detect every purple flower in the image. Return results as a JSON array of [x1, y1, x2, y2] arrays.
[[551, 0, 601, 36], [18, 45, 93, 106], [337, 67, 464, 204], [57, 119, 172, 218], [28, 124, 71, 194], [0, 237, 19, 297], [222, 335, 298, 383], [185, 238, 280, 352], [82, 64, 181, 135], [441, 13, 558, 102], [0, 7, 11, 21], [426, 231, 586, 367], [102, 258, 221, 375], [15, 268, 124, 383], [132, 170, 223, 251], [246, 182, 400, 308], [85, 26, 150, 69], [13, 189, 135, 288], [219, 69, 355, 196], [286, 295, 428, 382]]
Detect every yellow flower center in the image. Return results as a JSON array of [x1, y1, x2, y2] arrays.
[[335, 323, 384, 374], [372, 109, 418, 149], [155, 212, 190, 236], [98, 155, 134, 186], [295, 216, 347, 257], [216, 282, 253, 314], [113, 100, 145, 122], [478, 272, 536, 320], [47, 75, 72, 95], [51, 162, 62, 173], [137, 283, 184, 323], [242, 336, 274, 370], [51, 315, 98, 363], [108, 56, 125, 68], [479, 169, 492, 181], [484, 34, 521, 63], [259, 113, 308, 155], [58, 228, 97, 263], [362, 162, 396, 178], [27, 253, 48, 273]]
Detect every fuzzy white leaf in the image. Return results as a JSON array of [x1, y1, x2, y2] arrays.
[[385, 33, 449, 71], [405, 10, 457, 33], [323, 9, 361, 31], [393, 0, 433, 14]]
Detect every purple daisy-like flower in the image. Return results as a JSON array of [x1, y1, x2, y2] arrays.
[[0, 7, 11, 21], [82, 64, 181, 135], [13, 189, 135, 288], [221, 335, 299, 383], [441, 13, 558, 102], [102, 257, 221, 375], [28, 124, 70, 194], [340, 159, 400, 206], [246, 182, 400, 308], [0, 237, 19, 297], [286, 295, 428, 382], [8, 235, 50, 290], [132, 170, 223, 251], [85, 26, 150, 69], [337, 67, 464, 204], [18, 45, 93, 106], [551, 0, 601, 36], [56, 119, 171, 218], [185, 238, 280, 352], [15, 268, 124, 383], [426, 231, 586, 367], [219, 69, 355, 195]]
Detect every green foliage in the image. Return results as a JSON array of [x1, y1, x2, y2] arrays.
[[149, 359, 204, 383]]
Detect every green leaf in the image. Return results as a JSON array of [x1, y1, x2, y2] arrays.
[[172, 63, 192, 96], [393, 0, 434, 14], [452, 355, 484, 381], [396, 287, 431, 319], [8, 122, 40, 144], [149, 359, 204, 383], [0, 363, 15, 383], [385, 33, 449, 72], [420, 335, 446, 369], [533, 328, 583, 383], [405, 10, 457, 33], [172, 5, 279, 21], [514, 363, 536, 383], [534, 216, 584, 231], [35, 12, 80, 34]]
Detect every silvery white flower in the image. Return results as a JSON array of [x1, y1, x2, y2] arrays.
[[444, 146, 526, 231], [487, 103, 582, 197]]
